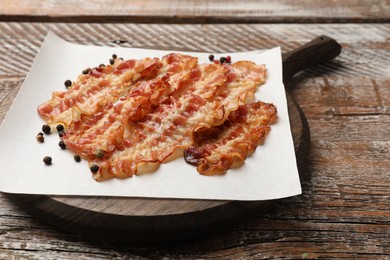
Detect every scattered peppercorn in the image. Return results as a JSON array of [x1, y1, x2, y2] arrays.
[[36, 134, 44, 143], [99, 64, 105, 67], [37, 132, 44, 136], [43, 156, 52, 165], [58, 131, 66, 138], [219, 56, 227, 64], [208, 54, 214, 61], [64, 80, 72, 88], [74, 154, 81, 162], [112, 54, 117, 59], [109, 58, 115, 65], [95, 149, 105, 159], [56, 124, 64, 132], [58, 140, 66, 149], [42, 124, 51, 134], [82, 68, 90, 74], [226, 55, 231, 63], [90, 164, 99, 173]]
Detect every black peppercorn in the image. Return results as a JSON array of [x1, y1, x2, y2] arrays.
[[219, 56, 227, 63], [109, 58, 114, 65], [64, 80, 72, 88], [112, 54, 117, 59], [208, 54, 214, 61], [42, 124, 51, 134], [56, 124, 64, 132], [43, 156, 52, 165], [82, 68, 90, 74], [36, 134, 44, 143], [58, 131, 66, 138], [90, 164, 99, 173], [74, 154, 81, 162], [226, 55, 232, 63], [58, 140, 66, 149]]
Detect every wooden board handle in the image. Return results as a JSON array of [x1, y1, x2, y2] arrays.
[[282, 35, 342, 84]]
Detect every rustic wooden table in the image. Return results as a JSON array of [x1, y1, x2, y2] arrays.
[[0, 1, 389, 259]]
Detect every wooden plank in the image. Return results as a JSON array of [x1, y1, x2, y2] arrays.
[[0, 0, 389, 23], [0, 22, 389, 258], [0, 23, 389, 78], [291, 77, 390, 117], [0, 209, 389, 258]]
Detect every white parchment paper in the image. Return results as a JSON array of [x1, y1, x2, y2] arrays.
[[0, 32, 301, 201]]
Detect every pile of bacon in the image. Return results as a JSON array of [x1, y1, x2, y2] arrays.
[[38, 54, 277, 181]]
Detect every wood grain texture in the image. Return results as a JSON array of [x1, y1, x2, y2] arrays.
[[0, 21, 389, 258], [0, 23, 389, 79], [0, 0, 389, 23]]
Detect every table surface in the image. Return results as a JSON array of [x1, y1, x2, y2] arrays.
[[0, 0, 389, 259]]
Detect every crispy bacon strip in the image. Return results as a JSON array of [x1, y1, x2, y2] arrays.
[[217, 61, 266, 112], [184, 101, 277, 175], [37, 57, 163, 126], [93, 94, 226, 180]]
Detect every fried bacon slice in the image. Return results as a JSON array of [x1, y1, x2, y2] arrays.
[[93, 94, 227, 180], [37, 57, 163, 126], [184, 101, 277, 175]]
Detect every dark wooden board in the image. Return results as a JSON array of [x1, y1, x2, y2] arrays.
[[2, 36, 340, 243]]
